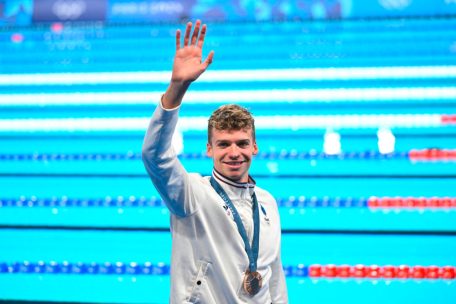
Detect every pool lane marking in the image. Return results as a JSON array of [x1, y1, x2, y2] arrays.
[[0, 114, 449, 132], [1, 87, 456, 105], [1, 66, 456, 86]]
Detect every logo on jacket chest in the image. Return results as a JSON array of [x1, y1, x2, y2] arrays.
[[222, 204, 231, 216], [260, 204, 270, 224], [221, 204, 236, 221]]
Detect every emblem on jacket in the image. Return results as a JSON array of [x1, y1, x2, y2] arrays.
[[223, 204, 231, 217], [260, 204, 270, 224]]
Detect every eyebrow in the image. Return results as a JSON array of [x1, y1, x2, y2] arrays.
[[215, 139, 251, 144]]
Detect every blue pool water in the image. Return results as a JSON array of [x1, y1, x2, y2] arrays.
[[1, 11, 455, 304]]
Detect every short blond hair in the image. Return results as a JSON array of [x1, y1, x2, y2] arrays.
[[208, 104, 255, 143]]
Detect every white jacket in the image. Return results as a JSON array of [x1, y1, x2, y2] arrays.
[[142, 103, 288, 304]]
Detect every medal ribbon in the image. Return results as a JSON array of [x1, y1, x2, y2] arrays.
[[210, 176, 260, 272]]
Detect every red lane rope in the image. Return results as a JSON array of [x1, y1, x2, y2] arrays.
[[441, 114, 456, 124], [409, 148, 456, 161], [308, 264, 455, 279], [368, 196, 456, 208]]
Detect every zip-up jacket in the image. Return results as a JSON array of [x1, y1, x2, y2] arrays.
[[142, 103, 288, 303]]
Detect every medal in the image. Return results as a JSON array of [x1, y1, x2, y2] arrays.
[[243, 270, 263, 296], [210, 175, 262, 297]]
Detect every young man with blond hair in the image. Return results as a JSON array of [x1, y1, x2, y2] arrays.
[[142, 20, 288, 303]]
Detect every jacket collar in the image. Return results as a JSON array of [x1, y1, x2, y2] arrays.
[[212, 169, 255, 198]]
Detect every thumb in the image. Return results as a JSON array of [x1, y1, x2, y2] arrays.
[[202, 51, 214, 69]]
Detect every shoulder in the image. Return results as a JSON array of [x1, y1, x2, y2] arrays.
[[255, 185, 282, 228], [255, 185, 277, 207], [189, 173, 210, 183], [187, 173, 213, 191]]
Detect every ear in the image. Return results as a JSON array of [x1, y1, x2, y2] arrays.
[[206, 142, 213, 157], [252, 142, 259, 155]]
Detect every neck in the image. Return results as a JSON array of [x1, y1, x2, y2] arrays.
[[213, 169, 252, 186]]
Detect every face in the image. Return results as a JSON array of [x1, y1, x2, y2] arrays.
[[207, 128, 258, 183]]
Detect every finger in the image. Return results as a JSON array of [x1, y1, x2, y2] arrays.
[[197, 24, 207, 49], [184, 21, 192, 46], [191, 20, 201, 46], [175, 29, 181, 51], [202, 50, 214, 69]]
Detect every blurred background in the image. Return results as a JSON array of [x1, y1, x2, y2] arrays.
[[1, 0, 456, 303]]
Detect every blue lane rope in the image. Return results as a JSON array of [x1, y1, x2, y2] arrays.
[[0, 261, 170, 275], [0, 150, 409, 162], [0, 261, 310, 278], [0, 196, 368, 208]]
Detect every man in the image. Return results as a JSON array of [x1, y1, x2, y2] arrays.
[[142, 20, 288, 304]]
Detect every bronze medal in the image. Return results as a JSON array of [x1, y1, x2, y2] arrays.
[[243, 270, 262, 296]]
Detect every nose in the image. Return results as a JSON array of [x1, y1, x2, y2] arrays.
[[228, 144, 240, 159]]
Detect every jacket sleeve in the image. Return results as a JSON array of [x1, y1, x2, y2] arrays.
[[141, 102, 197, 217], [269, 247, 289, 304], [269, 198, 288, 303]]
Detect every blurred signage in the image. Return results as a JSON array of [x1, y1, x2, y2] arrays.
[[32, 0, 107, 22], [107, 0, 347, 22], [0, 0, 455, 26], [108, 0, 188, 22], [350, 0, 456, 17], [105, 0, 456, 22]]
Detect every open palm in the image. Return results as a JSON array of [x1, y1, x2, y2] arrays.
[[171, 20, 214, 84]]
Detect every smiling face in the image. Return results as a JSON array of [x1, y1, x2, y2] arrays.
[[207, 128, 258, 183], [207, 104, 258, 183]]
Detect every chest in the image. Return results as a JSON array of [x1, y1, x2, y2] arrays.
[[204, 190, 279, 255]]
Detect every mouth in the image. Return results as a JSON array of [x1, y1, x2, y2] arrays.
[[223, 161, 245, 168]]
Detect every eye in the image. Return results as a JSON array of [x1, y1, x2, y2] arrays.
[[218, 142, 229, 148], [238, 141, 250, 148]]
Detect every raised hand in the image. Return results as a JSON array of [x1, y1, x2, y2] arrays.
[[162, 20, 214, 109], [171, 20, 214, 84]]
